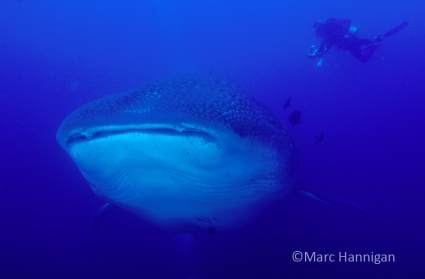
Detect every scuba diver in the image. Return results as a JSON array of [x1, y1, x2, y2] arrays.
[[308, 18, 408, 65]]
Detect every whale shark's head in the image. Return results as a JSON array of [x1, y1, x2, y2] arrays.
[[57, 76, 298, 232]]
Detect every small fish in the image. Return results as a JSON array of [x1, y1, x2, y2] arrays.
[[289, 110, 301, 127], [315, 129, 324, 143], [284, 97, 291, 110]]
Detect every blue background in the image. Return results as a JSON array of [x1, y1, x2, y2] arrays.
[[1, 1, 424, 278]]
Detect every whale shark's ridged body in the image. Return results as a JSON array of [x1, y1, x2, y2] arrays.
[[57, 76, 298, 232]]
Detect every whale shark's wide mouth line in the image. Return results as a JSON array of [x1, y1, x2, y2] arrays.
[[66, 124, 215, 145]]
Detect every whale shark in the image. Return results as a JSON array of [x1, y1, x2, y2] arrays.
[[57, 76, 298, 232], [57, 76, 378, 233]]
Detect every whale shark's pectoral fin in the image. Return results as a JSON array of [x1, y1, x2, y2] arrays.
[[90, 202, 118, 232], [298, 190, 383, 224]]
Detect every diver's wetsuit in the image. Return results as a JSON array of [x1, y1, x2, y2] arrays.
[[314, 18, 374, 62]]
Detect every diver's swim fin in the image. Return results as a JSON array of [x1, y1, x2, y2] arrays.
[[298, 190, 383, 224], [382, 21, 408, 39], [374, 21, 408, 43], [361, 21, 408, 61], [360, 43, 381, 61]]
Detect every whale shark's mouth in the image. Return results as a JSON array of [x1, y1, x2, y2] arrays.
[[64, 123, 280, 231], [64, 123, 215, 146]]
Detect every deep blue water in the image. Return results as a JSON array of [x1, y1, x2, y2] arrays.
[[1, 1, 424, 278]]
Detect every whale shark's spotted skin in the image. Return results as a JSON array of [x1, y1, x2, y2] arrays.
[[57, 76, 298, 232]]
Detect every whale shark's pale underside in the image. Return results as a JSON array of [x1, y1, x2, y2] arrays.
[[56, 76, 377, 232]]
